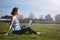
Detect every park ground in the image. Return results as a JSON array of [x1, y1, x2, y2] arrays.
[[0, 23, 60, 40]]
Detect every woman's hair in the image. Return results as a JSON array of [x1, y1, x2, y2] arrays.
[[11, 7, 18, 15]]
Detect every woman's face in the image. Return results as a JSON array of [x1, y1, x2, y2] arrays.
[[15, 9, 19, 15]]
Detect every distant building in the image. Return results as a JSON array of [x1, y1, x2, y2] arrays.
[[45, 14, 53, 21], [55, 14, 60, 22]]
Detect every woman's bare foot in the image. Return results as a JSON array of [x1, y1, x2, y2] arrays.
[[36, 32, 42, 35]]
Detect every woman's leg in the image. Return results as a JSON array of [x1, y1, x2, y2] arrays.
[[13, 28, 41, 35], [13, 28, 37, 35], [23, 27, 37, 34], [12, 30, 27, 35], [23, 27, 42, 35]]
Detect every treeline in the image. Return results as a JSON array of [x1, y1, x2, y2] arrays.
[[0, 13, 60, 24]]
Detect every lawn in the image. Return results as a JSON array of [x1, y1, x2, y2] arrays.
[[0, 23, 60, 40]]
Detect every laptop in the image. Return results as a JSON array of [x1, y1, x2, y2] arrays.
[[21, 20, 32, 29], [26, 20, 32, 27]]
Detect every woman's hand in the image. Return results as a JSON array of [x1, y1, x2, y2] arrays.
[[4, 33, 8, 36]]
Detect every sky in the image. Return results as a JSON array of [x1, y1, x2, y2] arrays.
[[0, 0, 60, 20]]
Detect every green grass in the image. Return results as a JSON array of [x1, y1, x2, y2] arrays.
[[0, 23, 60, 40]]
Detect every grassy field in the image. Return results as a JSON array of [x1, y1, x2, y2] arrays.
[[0, 23, 60, 40]]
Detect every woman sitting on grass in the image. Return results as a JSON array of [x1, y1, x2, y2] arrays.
[[5, 7, 41, 35]]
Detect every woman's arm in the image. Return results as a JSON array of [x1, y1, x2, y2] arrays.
[[5, 16, 15, 35]]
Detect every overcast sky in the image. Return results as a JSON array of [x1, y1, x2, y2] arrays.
[[0, 0, 60, 20]]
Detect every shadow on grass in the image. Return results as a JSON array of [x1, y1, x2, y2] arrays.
[[0, 32, 32, 35], [0, 32, 6, 34]]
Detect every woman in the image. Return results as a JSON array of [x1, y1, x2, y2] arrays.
[[5, 7, 41, 35]]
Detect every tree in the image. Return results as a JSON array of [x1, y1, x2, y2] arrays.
[[45, 14, 53, 21], [39, 15, 45, 21], [1, 15, 12, 19], [17, 14, 24, 20], [28, 13, 36, 20]]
